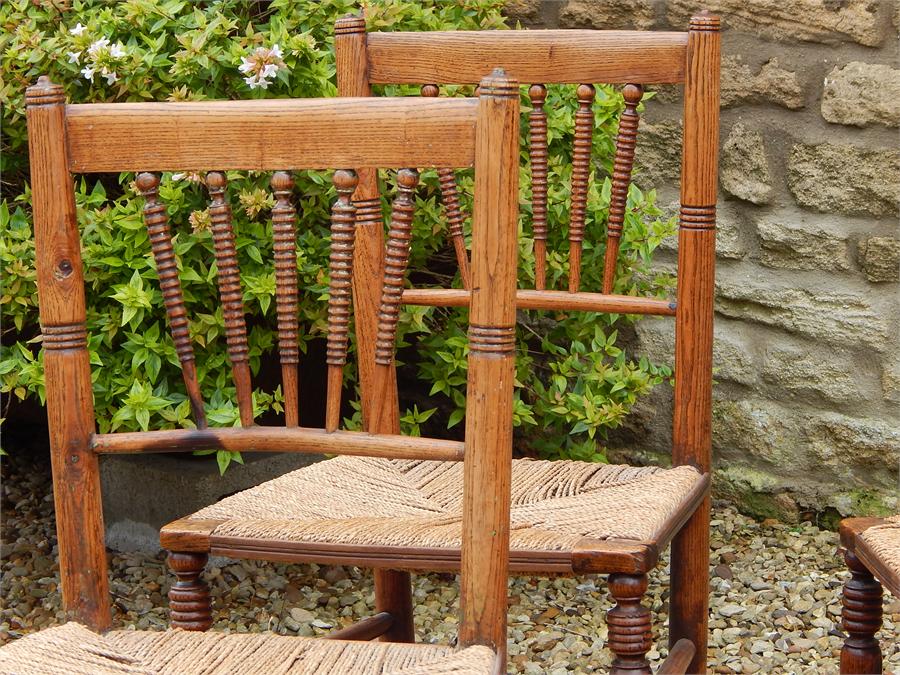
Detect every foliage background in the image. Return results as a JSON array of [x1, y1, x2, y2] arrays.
[[1, 0, 674, 470]]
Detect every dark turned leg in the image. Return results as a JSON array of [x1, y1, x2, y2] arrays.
[[608, 573, 652, 675], [374, 569, 415, 642], [840, 549, 882, 675], [167, 551, 212, 631]]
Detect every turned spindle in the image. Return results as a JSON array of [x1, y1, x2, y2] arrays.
[[840, 549, 883, 674], [608, 573, 652, 675], [136, 172, 207, 429], [206, 171, 253, 427], [375, 169, 419, 367], [602, 83, 643, 294], [270, 171, 300, 427], [529, 84, 549, 290], [167, 552, 212, 631], [421, 84, 471, 289], [325, 169, 359, 432], [569, 83, 595, 294]]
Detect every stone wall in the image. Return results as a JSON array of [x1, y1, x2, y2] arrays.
[[505, 0, 899, 521]]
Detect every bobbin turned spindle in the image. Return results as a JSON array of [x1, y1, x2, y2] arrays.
[[528, 83, 549, 290], [325, 168, 359, 432], [569, 83, 595, 293]]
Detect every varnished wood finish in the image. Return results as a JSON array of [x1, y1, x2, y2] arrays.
[[324, 612, 394, 641], [528, 84, 549, 290], [840, 549, 883, 674], [136, 172, 207, 428], [375, 169, 419, 367], [841, 517, 900, 597], [401, 288, 676, 316], [608, 573, 652, 675], [365, 31, 689, 84], [159, 518, 225, 553], [167, 552, 212, 631], [373, 570, 416, 643], [271, 171, 300, 427], [422, 84, 472, 289], [657, 639, 696, 675], [325, 169, 359, 433], [568, 84, 595, 294], [65, 98, 479, 172], [668, 15, 720, 675], [207, 171, 253, 427], [458, 71, 519, 657], [26, 76, 111, 631], [92, 426, 464, 461], [602, 83, 643, 294]]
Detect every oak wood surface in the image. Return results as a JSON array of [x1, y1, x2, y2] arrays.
[[528, 84, 548, 289], [840, 549, 883, 674], [65, 98, 478, 172], [656, 639, 697, 675], [365, 30, 689, 84], [567, 83, 595, 293], [26, 77, 111, 631], [323, 612, 394, 641], [841, 517, 900, 598]]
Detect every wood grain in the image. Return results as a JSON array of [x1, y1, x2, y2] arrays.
[[26, 77, 110, 631], [668, 14, 720, 675], [657, 639, 696, 675], [66, 98, 478, 172], [840, 549, 883, 674], [568, 84, 595, 294], [324, 612, 394, 641], [607, 573, 652, 675], [528, 84, 548, 290], [366, 31, 689, 84]]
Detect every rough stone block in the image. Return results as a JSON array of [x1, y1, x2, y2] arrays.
[[722, 55, 805, 110], [858, 236, 900, 282], [809, 413, 900, 475], [503, 0, 542, 23], [756, 217, 850, 271], [761, 345, 869, 403], [558, 0, 657, 29], [883, 359, 900, 404], [788, 143, 900, 217], [634, 119, 682, 185], [721, 123, 773, 204], [821, 62, 900, 128], [715, 278, 892, 350], [666, 0, 890, 46], [660, 199, 748, 260]]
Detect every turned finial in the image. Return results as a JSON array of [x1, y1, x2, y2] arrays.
[[334, 14, 366, 35], [333, 169, 358, 195], [529, 84, 547, 104], [689, 12, 721, 31], [206, 170, 227, 192], [577, 83, 596, 103], [26, 76, 65, 106], [421, 84, 440, 98], [623, 83, 644, 105], [270, 171, 293, 194], [478, 68, 518, 98], [135, 172, 160, 195]]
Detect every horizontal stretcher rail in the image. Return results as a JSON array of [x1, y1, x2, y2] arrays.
[[401, 288, 676, 316], [65, 97, 478, 173], [91, 426, 464, 461], [367, 30, 689, 85]]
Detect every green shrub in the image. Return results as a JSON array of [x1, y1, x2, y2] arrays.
[[0, 0, 674, 469]]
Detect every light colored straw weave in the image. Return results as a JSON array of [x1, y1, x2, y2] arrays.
[[0, 622, 495, 675], [859, 514, 900, 582], [189, 457, 703, 550]]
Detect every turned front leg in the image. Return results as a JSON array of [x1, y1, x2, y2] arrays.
[[840, 549, 882, 674], [167, 551, 212, 631], [608, 573, 652, 675]]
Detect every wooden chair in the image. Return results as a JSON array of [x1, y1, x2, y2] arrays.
[[157, 17, 716, 675], [839, 516, 899, 674], [8, 72, 519, 672], [332, 14, 720, 674]]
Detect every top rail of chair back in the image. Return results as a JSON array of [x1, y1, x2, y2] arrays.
[[363, 30, 689, 85], [60, 96, 479, 173]]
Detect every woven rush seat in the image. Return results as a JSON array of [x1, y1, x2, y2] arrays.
[[165, 457, 707, 573], [857, 514, 900, 591], [0, 622, 495, 675]]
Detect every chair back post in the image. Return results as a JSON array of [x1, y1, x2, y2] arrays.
[[335, 14, 401, 436], [458, 70, 519, 659], [669, 14, 720, 674], [25, 76, 111, 631]]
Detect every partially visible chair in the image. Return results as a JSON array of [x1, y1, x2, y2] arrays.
[[839, 515, 899, 674], [6, 72, 519, 672]]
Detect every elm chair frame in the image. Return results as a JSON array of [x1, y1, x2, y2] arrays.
[[24, 72, 519, 664], [335, 14, 720, 674], [838, 516, 899, 674]]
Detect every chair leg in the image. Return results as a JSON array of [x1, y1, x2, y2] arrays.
[[167, 551, 212, 631], [608, 573, 652, 675], [840, 549, 882, 675], [374, 569, 415, 642], [668, 497, 710, 674]]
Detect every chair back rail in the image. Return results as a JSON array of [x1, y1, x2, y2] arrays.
[[26, 75, 519, 659]]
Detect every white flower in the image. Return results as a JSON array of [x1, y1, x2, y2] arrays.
[[105, 71, 119, 85], [261, 63, 278, 79], [109, 42, 126, 59], [238, 57, 254, 75], [238, 44, 286, 90], [80, 66, 94, 80], [87, 37, 110, 56], [270, 43, 283, 59], [70, 23, 86, 36], [67, 51, 81, 64]]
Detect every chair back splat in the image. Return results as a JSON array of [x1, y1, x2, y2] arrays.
[[25, 73, 519, 663], [335, 15, 720, 673]]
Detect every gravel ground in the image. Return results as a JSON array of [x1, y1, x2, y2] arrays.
[[2, 455, 898, 674]]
